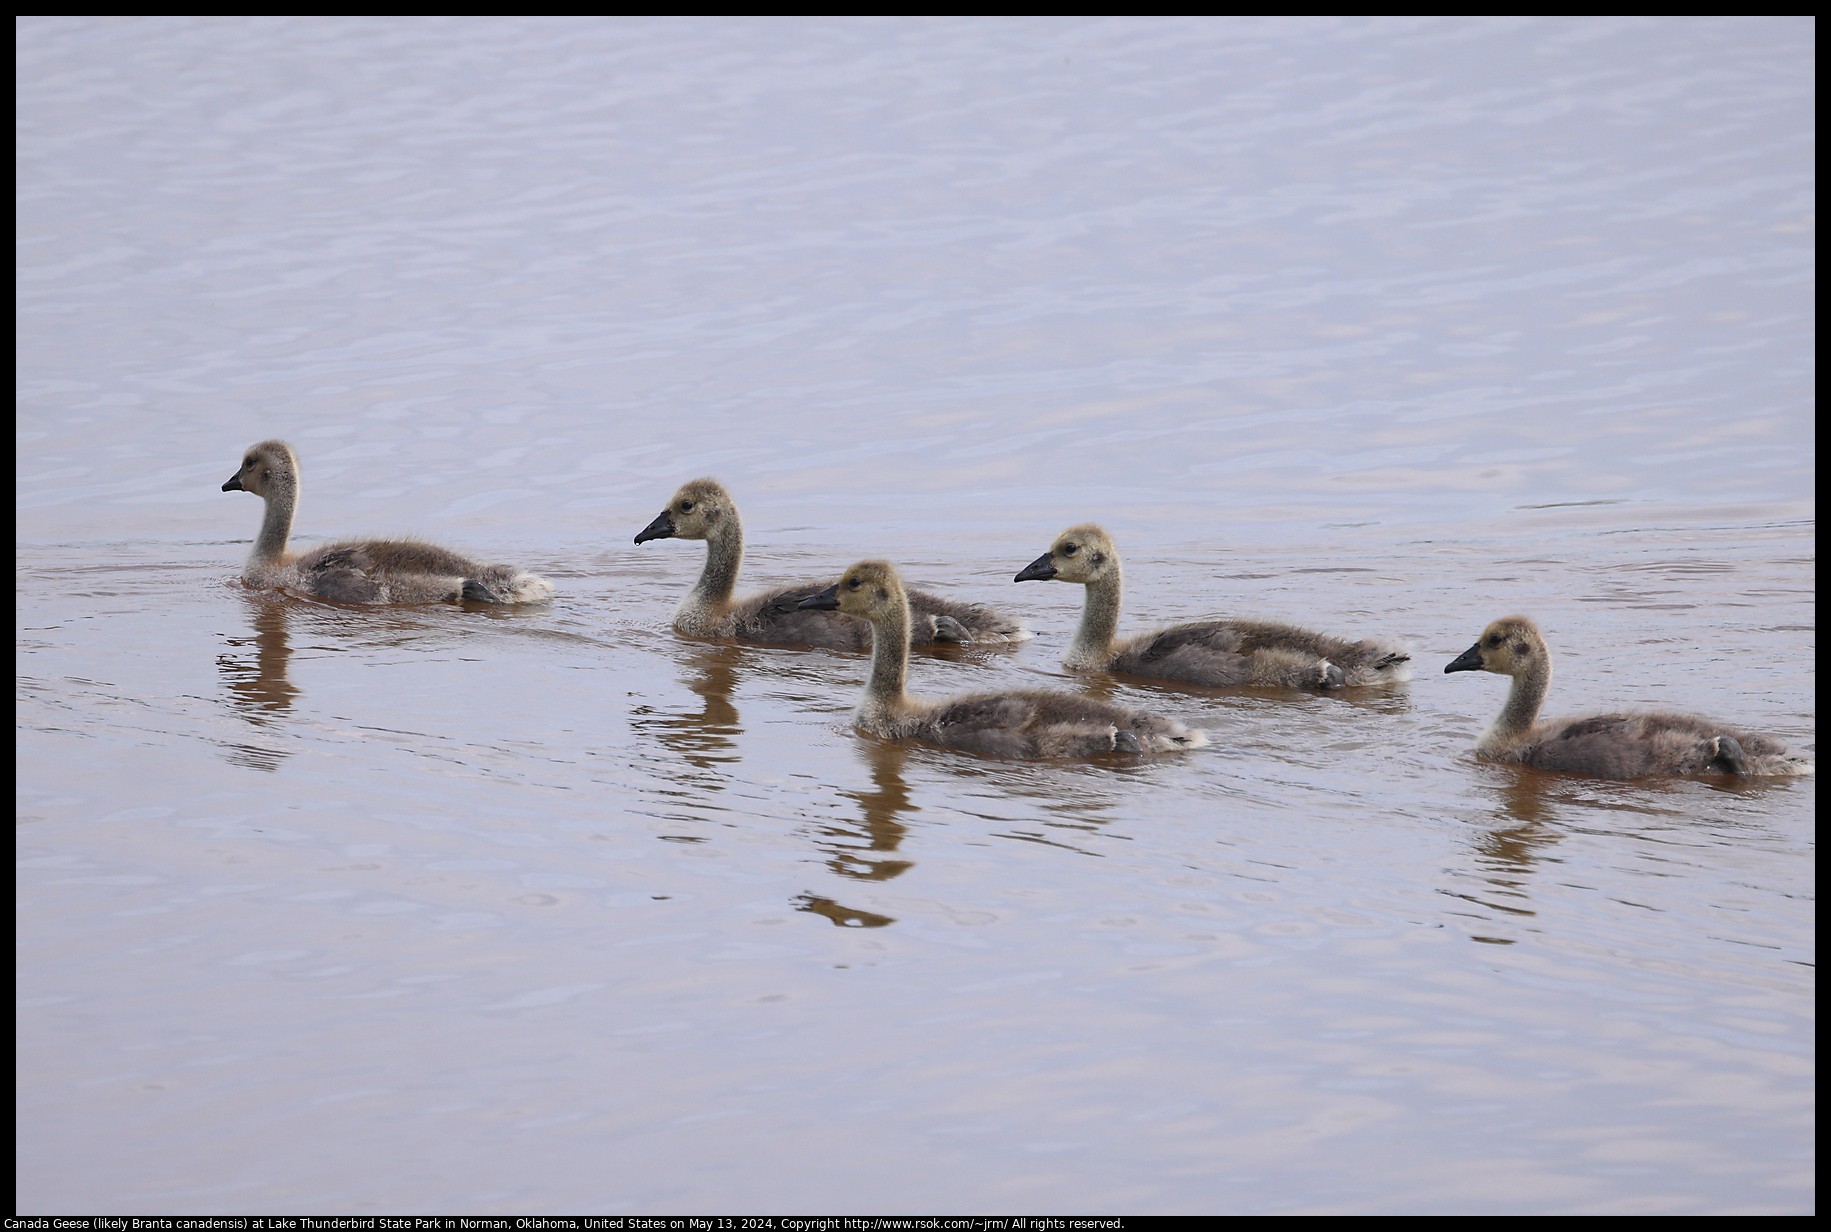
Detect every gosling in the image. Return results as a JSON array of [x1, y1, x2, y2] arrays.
[[1016, 523, 1409, 689], [800, 560, 1208, 758], [1445, 615, 1813, 779], [222, 440, 554, 604], [636, 478, 1028, 648]]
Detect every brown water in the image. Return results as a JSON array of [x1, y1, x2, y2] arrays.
[[17, 16, 1813, 1215]]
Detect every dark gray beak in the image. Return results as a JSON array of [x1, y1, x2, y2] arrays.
[[798, 584, 840, 611], [633, 510, 676, 545], [222, 473, 244, 493], [1444, 642, 1484, 674], [1014, 552, 1056, 583]]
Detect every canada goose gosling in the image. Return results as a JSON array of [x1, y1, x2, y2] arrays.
[[1016, 523, 1410, 689], [635, 478, 1028, 647], [222, 440, 554, 604], [801, 560, 1207, 758], [1445, 615, 1812, 779]]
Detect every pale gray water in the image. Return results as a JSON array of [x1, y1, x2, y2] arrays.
[[16, 16, 1813, 1215]]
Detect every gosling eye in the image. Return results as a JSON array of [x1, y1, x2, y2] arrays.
[[678, 500, 694, 513], [846, 577, 862, 590], [1061, 543, 1078, 557]]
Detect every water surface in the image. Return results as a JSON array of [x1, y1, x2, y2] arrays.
[[16, 16, 1813, 1215]]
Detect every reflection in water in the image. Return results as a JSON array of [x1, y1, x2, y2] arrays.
[[1455, 809, 1559, 941], [793, 893, 896, 929], [640, 642, 917, 921], [628, 643, 743, 786], [1446, 765, 1640, 935], [1486, 763, 1571, 830], [216, 591, 299, 771], [1446, 759, 1801, 946], [822, 736, 917, 882]]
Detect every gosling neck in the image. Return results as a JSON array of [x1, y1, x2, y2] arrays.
[[865, 589, 913, 706], [691, 511, 744, 608], [1065, 566, 1123, 669], [251, 475, 297, 565], [1487, 658, 1551, 749]]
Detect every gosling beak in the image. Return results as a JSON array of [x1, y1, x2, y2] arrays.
[[633, 510, 676, 545], [1014, 552, 1056, 583], [1444, 642, 1485, 674], [221, 474, 245, 493], [798, 584, 840, 611]]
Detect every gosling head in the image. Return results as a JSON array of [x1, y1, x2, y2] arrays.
[[1445, 616, 1547, 678], [222, 440, 298, 497], [1015, 523, 1119, 586], [800, 560, 902, 619], [635, 477, 734, 545]]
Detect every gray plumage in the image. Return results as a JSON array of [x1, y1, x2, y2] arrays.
[[1016, 523, 1410, 689], [1444, 615, 1812, 779], [800, 560, 1207, 758], [635, 478, 1028, 648], [221, 440, 555, 604]]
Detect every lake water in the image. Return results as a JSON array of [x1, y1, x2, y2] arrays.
[[16, 16, 1813, 1215]]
